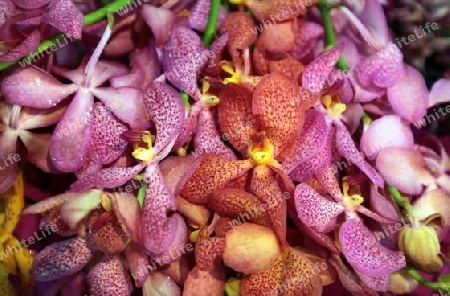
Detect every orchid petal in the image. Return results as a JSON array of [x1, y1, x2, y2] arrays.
[[0, 129, 19, 193], [218, 83, 259, 157], [87, 103, 128, 165], [143, 271, 181, 296], [87, 211, 129, 254], [376, 147, 434, 195], [358, 0, 389, 45], [387, 64, 428, 125], [143, 82, 186, 154], [183, 264, 225, 296], [356, 43, 404, 88], [0, 29, 40, 62], [141, 162, 177, 254], [50, 90, 94, 172], [291, 21, 324, 62], [360, 115, 414, 160], [172, 102, 201, 151], [60, 191, 102, 229], [241, 254, 283, 295], [11, 0, 49, 9], [176, 154, 253, 204], [246, 0, 307, 21], [250, 166, 287, 244], [268, 53, 305, 82], [369, 186, 399, 222], [219, 12, 256, 61], [1, 65, 78, 108], [41, 0, 84, 39], [18, 103, 69, 130], [204, 32, 229, 76], [315, 164, 342, 201], [110, 192, 141, 243], [19, 132, 57, 173], [93, 87, 150, 130], [188, 0, 226, 32], [141, 5, 176, 47], [302, 43, 344, 93], [194, 109, 236, 160], [334, 122, 384, 187], [30, 237, 96, 281], [209, 188, 270, 227], [260, 21, 297, 52], [83, 60, 129, 89], [283, 110, 329, 174], [252, 72, 304, 157], [429, 78, 450, 108], [355, 269, 391, 292], [294, 184, 344, 233], [159, 155, 197, 194], [125, 242, 149, 288], [339, 219, 406, 278], [69, 162, 146, 192], [195, 236, 226, 271], [413, 189, 450, 227], [87, 254, 132, 295]]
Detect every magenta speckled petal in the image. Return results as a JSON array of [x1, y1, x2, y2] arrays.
[[0, 129, 19, 193], [429, 78, 450, 108], [356, 205, 398, 224], [87, 254, 132, 295], [141, 162, 178, 254], [1, 0, 16, 26], [150, 213, 188, 262], [187, 0, 226, 32], [144, 82, 186, 155], [302, 43, 344, 93], [291, 21, 324, 61], [387, 64, 429, 125], [369, 186, 399, 222], [85, 60, 129, 88], [204, 32, 229, 76], [173, 102, 202, 151], [376, 147, 434, 196], [93, 87, 150, 130], [30, 237, 96, 281], [334, 121, 384, 187], [50, 90, 94, 172], [355, 269, 390, 292], [356, 44, 404, 88], [342, 103, 362, 134], [339, 219, 406, 277], [194, 109, 236, 160], [41, 0, 84, 39], [141, 5, 176, 47], [315, 164, 343, 201], [0, 29, 40, 62], [87, 103, 128, 165], [75, 157, 102, 180], [69, 163, 146, 192], [294, 184, 344, 233], [163, 26, 208, 100], [11, 0, 49, 9], [360, 115, 414, 161], [1, 65, 78, 108], [283, 110, 329, 174]]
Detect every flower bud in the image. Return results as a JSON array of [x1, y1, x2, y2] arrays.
[[398, 225, 443, 273]]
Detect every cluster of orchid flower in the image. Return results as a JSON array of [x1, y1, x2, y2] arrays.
[[0, 0, 449, 295]]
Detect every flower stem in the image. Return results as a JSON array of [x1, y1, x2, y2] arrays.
[[203, 0, 221, 46], [0, 0, 133, 72], [137, 182, 147, 209], [318, 0, 349, 71], [404, 265, 450, 292]]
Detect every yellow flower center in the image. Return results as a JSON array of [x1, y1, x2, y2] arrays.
[[201, 80, 220, 107], [342, 178, 364, 211], [100, 193, 112, 212], [132, 131, 155, 163], [322, 94, 346, 119], [221, 61, 241, 84], [250, 135, 274, 166]]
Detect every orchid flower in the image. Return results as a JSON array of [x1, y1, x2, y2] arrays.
[[1, 25, 149, 173], [283, 44, 384, 197], [22, 190, 140, 294], [0, 99, 66, 192], [176, 72, 316, 245]]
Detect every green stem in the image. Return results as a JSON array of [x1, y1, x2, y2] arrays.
[[181, 92, 191, 111], [0, 0, 132, 72], [203, 0, 221, 46], [361, 111, 372, 125], [404, 265, 450, 292], [223, 0, 230, 12], [137, 182, 147, 210], [318, 0, 349, 71]]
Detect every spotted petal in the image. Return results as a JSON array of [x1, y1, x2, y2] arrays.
[[0, 29, 40, 62], [11, 0, 49, 9], [294, 184, 344, 233], [0, 129, 19, 193], [252, 72, 304, 158], [334, 121, 384, 187], [176, 154, 253, 204], [87, 103, 128, 165], [188, 0, 226, 32], [143, 82, 186, 155], [219, 12, 256, 62], [30, 237, 96, 281], [339, 219, 406, 278], [41, 0, 84, 39], [87, 254, 132, 296]]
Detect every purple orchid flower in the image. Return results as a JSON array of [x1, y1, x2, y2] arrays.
[[294, 182, 405, 291], [283, 44, 384, 195], [0, 99, 67, 192], [1, 25, 149, 173]]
